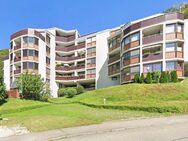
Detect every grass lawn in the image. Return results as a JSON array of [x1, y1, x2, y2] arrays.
[[0, 99, 165, 132], [49, 79, 188, 113]]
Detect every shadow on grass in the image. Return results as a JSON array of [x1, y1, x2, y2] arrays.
[[0, 99, 7, 106]]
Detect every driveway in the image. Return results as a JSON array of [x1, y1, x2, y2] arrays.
[[1, 115, 188, 141]]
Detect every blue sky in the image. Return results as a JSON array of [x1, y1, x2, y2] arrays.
[[0, 0, 185, 49]]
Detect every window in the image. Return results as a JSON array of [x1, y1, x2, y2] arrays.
[[46, 57, 50, 64], [28, 62, 33, 69], [130, 66, 140, 73], [166, 61, 176, 71], [166, 24, 176, 33], [46, 68, 50, 74], [46, 34, 51, 44], [46, 46, 50, 54], [29, 50, 33, 56], [23, 62, 27, 69], [124, 36, 130, 45], [112, 77, 118, 81], [177, 23, 183, 32], [23, 50, 27, 57], [131, 32, 140, 42], [87, 58, 96, 64], [87, 47, 96, 54], [10, 42, 13, 49], [22, 62, 38, 70], [143, 63, 162, 73], [166, 42, 176, 52], [130, 50, 140, 57], [23, 36, 38, 45], [87, 68, 96, 74], [87, 36, 96, 43]]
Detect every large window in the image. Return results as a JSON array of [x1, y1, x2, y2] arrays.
[[166, 42, 182, 52], [87, 36, 96, 43], [46, 57, 50, 64], [23, 36, 39, 45], [121, 32, 140, 47], [87, 47, 96, 54], [23, 62, 38, 70], [87, 58, 96, 64], [143, 62, 162, 73], [166, 61, 176, 71], [109, 36, 120, 49], [23, 49, 38, 57], [123, 50, 140, 60], [87, 68, 96, 74], [166, 23, 184, 33]]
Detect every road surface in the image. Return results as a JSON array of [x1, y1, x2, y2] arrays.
[[1, 115, 188, 141]]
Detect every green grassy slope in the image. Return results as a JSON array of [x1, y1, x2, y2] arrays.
[[0, 99, 162, 132], [50, 79, 188, 113]]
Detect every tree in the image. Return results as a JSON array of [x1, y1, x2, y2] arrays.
[[76, 84, 85, 94], [151, 71, 161, 83], [16, 72, 49, 100], [171, 71, 178, 83], [134, 73, 140, 83], [145, 72, 152, 84], [160, 71, 168, 83], [139, 73, 145, 83]]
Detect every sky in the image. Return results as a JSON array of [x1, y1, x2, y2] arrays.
[[0, 0, 186, 49]]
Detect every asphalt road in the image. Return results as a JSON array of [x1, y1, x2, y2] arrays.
[[1, 115, 188, 141]]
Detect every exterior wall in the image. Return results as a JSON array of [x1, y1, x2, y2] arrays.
[[96, 31, 120, 88], [184, 19, 188, 62], [3, 59, 10, 90]]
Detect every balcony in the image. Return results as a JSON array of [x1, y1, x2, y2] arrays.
[[14, 69, 21, 74], [108, 55, 120, 64], [121, 74, 134, 83], [14, 45, 21, 51], [56, 75, 85, 80], [55, 36, 75, 42], [87, 74, 96, 79], [108, 69, 120, 76], [123, 57, 140, 66], [23, 43, 39, 50], [56, 43, 85, 52], [143, 52, 163, 62], [87, 52, 96, 57], [14, 57, 21, 62], [109, 43, 120, 52], [87, 41, 96, 48], [56, 65, 85, 71], [22, 69, 38, 74], [143, 34, 163, 45], [166, 51, 183, 59], [56, 55, 85, 61], [166, 32, 184, 40], [123, 40, 140, 52], [87, 64, 96, 68]]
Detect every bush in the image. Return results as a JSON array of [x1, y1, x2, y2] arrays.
[[76, 85, 85, 94], [167, 71, 171, 82], [139, 73, 145, 83], [134, 73, 140, 83], [160, 71, 168, 83], [145, 72, 152, 84], [152, 71, 161, 83], [171, 71, 178, 83], [0, 84, 6, 101], [66, 88, 77, 98], [58, 88, 67, 97]]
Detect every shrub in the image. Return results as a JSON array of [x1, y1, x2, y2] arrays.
[[151, 71, 161, 83], [167, 71, 171, 82], [134, 73, 140, 83], [145, 72, 152, 84], [76, 85, 85, 94], [0, 84, 6, 101], [58, 88, 67, 97], [139, 73, 145, 83], [171, 70, 178, 83], [160, 71, 168, 83], [66, 88, 77, 98]]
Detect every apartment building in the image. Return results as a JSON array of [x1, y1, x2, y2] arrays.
[[3, 12, 188, 97], [108, 12, 188, 84], [3, 28, 118, 97]]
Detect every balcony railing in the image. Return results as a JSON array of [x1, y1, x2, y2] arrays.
[[14, 57, 21, 62], [166, 32, 184, 40], [123, 57, 140, 66], [143, 52, 163, 62], [121, 74, 135, 83], [143, 34, 163, 45], [109, 43, 120, 52], [165, 51, 183, 59], [108, 55, 120, 64], [14, 69, 21, 74], [56, 75, 85, 80], [56, 65, 85, 71], [87, 52, 96, 57], [87, 74, 96, 79], [14, 45, 21, 50], [56, 55, 85, 61], [56, 43, 85, 52], [123, 40, 140, 52], [55, 36, 75, 42], [108, 69, 120, 76]]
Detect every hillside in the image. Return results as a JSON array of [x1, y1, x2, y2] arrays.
[[50, 79, 188, 113]]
